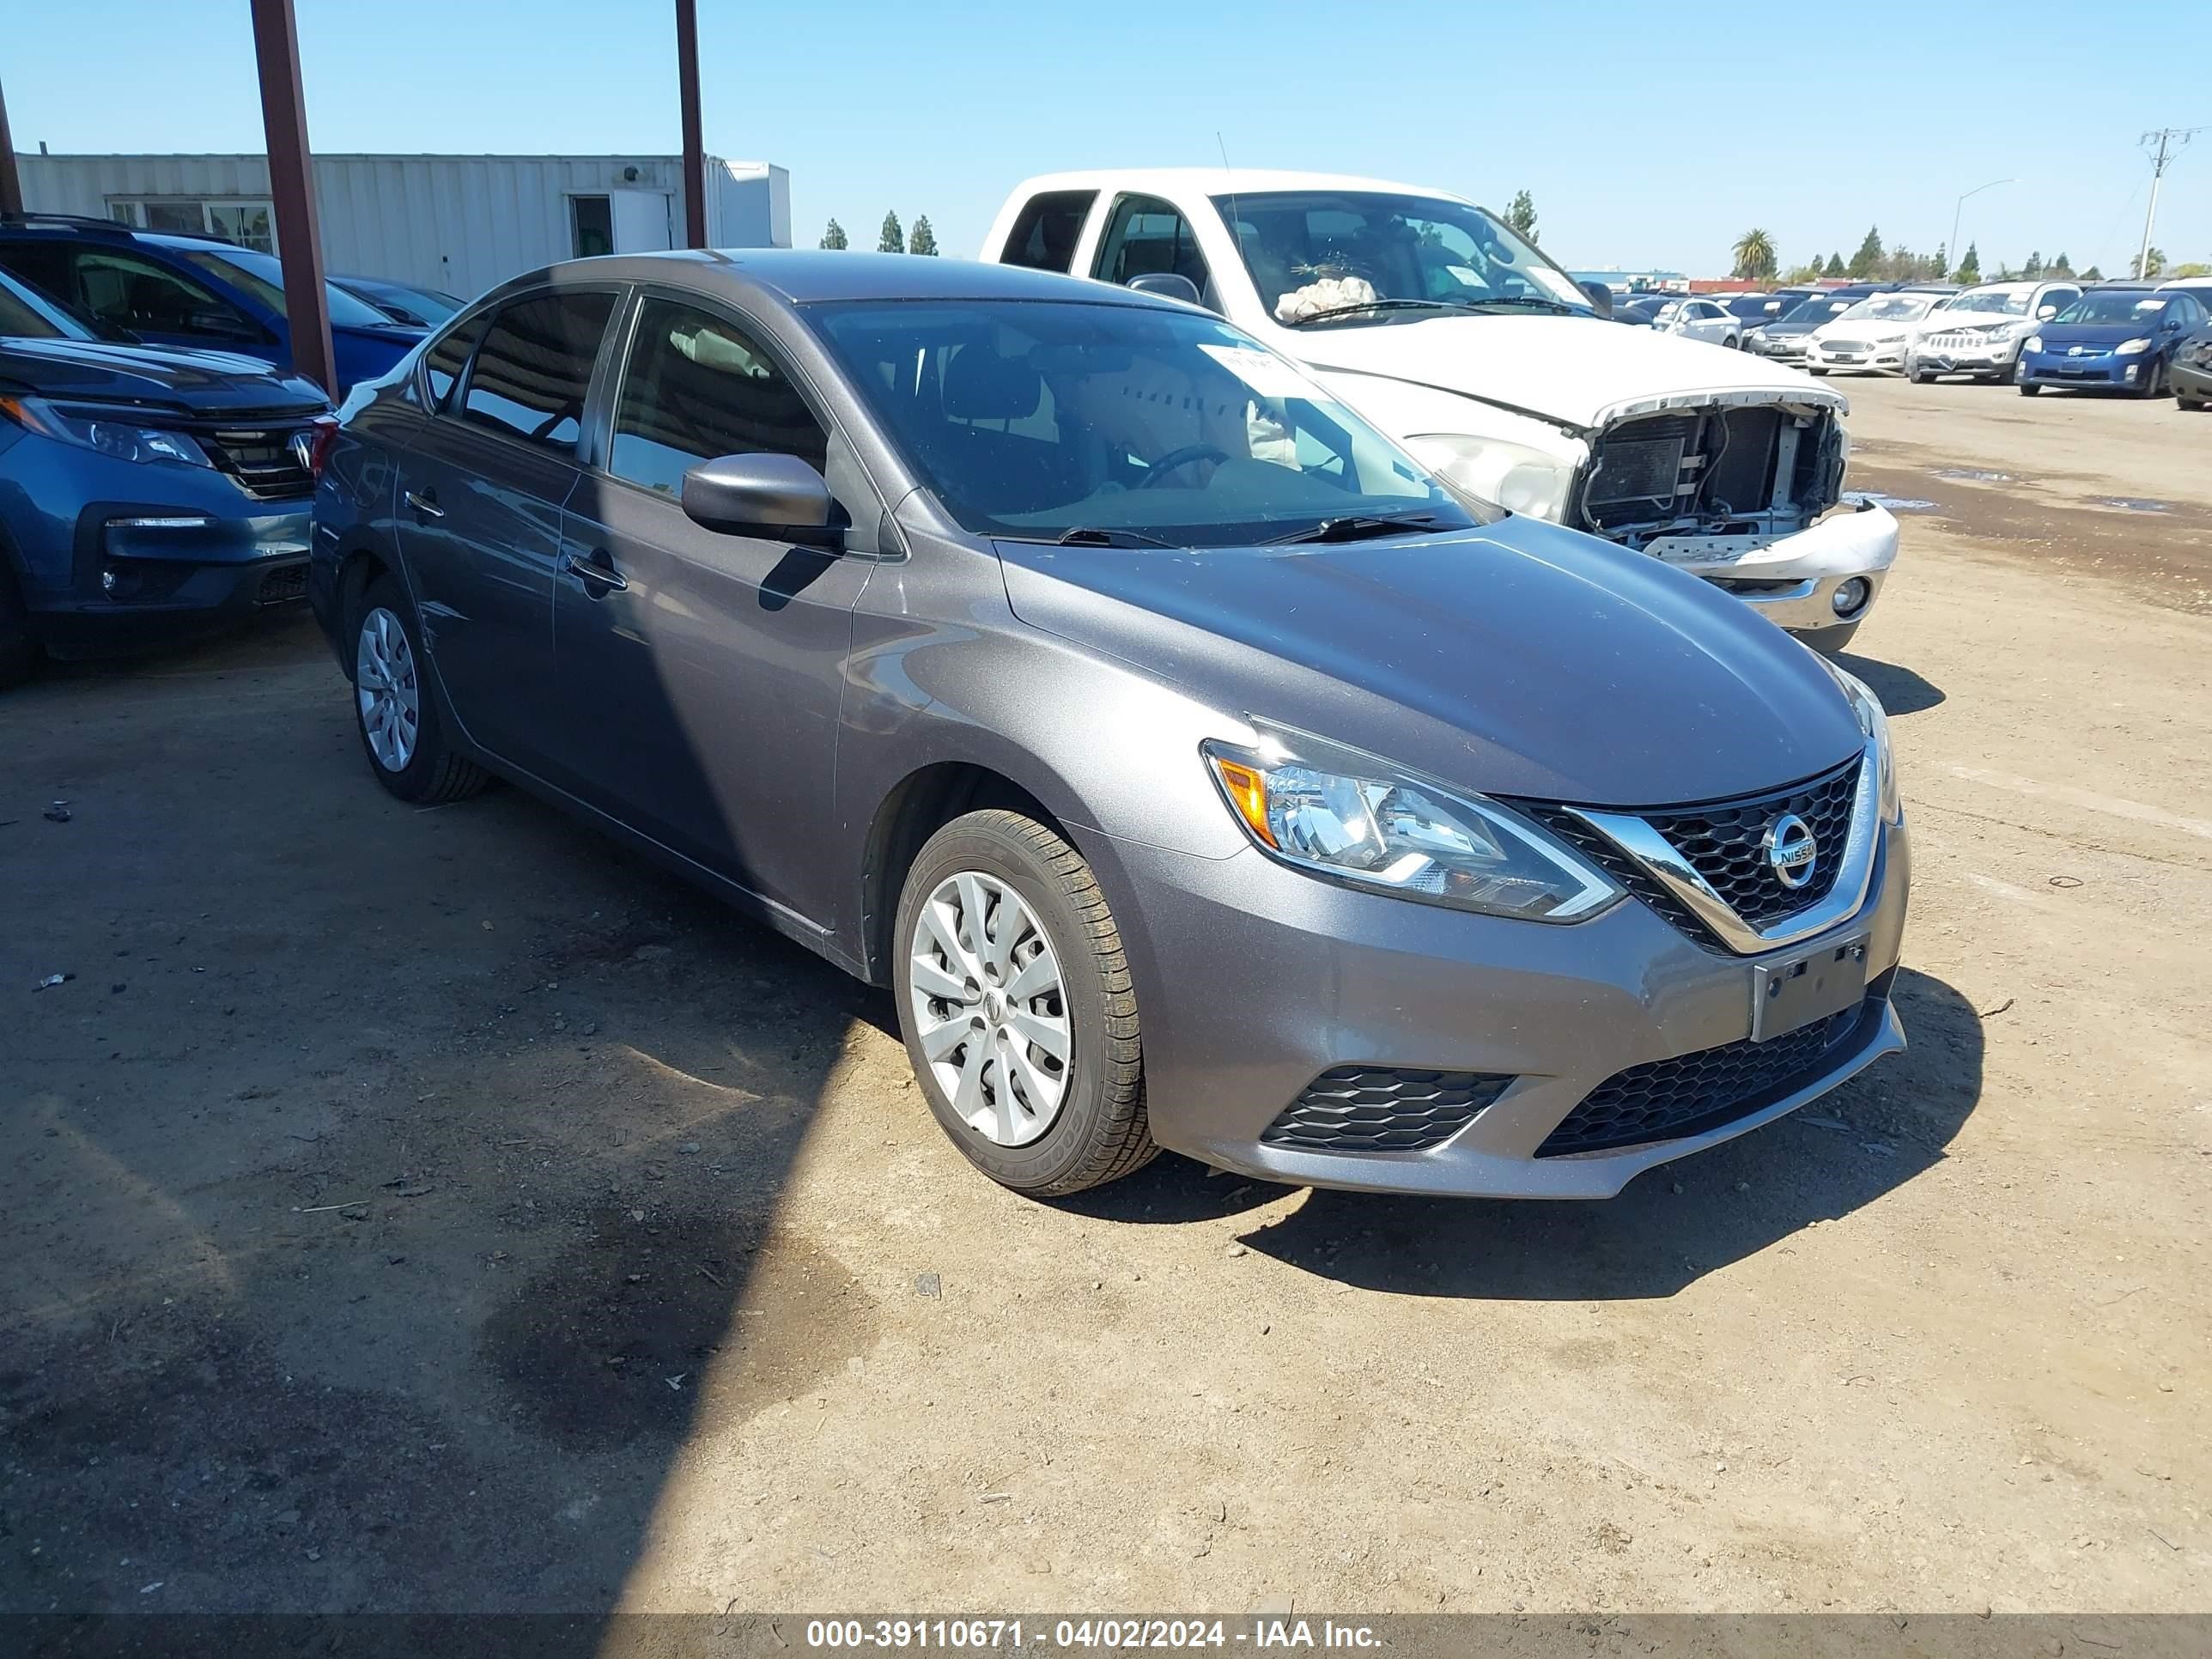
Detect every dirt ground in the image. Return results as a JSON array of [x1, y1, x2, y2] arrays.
[[3, 375, 2208, 1625]]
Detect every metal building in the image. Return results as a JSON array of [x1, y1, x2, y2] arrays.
[[14, 151, 791, 302]]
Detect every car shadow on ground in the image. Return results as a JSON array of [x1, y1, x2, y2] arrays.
[[0, 616, 872, 1626], [1836, 651, 1945, 715]]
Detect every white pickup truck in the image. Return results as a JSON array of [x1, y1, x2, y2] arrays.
[[980, 170, 1899, 652]]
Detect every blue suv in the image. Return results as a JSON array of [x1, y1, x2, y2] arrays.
[[0, 264, 336, 685], [0, 215, 426, 393]]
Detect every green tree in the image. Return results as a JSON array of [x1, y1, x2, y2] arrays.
[[819, 217, 848, 251], [1847, 227, 1884, 278], [1824, 252, 1846, 278], [908, 215, 939, 257], [2172, 262, 2212, 278], [2081, 264, 2103, 281], [1504, 190, 1538, 240], [2139, 246, 2166, 278], [1932, 243, 1948, 280], [2023, 251, 2044, 277], [1731, 228, 1778, 283], [1783, 260, 1826, 284], [878, 210, 905, 254], [1954, 243, 1981, 283], [2051, 251, 2073, 275]]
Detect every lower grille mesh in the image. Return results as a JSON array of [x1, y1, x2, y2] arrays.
[[1263, 1066, 1515, 1153], [1536, 972, 1892, 1158]]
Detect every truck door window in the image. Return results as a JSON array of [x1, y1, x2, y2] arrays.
[[999, 191, 1097, 274], [1092, 196, 1215, 306]]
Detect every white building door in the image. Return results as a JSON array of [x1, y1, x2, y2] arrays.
[[611, 190, 672, 253]]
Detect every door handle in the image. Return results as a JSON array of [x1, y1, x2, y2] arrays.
[[563, 550, 628, 592], [404, 489, 444, 520]]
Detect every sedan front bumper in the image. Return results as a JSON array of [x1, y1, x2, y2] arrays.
[[1079, 811, 1910, 1199], [1809, 341, 1909, 374], [2018, 349, 2153, 391]]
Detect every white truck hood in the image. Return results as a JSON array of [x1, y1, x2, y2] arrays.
[[1285, 313, 1846, 432]]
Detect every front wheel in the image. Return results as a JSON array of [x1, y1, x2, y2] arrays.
[[0, 562, 42, 691], [351, 577, 489, 804], [1808, 367, 1829, 377], [893, 810, 1154, 1197], [2181, 396, 2208, 412], [2020, 382, 2042, 397], [2135, 360, 2166, 399]]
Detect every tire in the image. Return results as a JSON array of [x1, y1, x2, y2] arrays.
[[1723, 335, 1740, 350], [893, 809, 1154, 1198], [0, 562, 42, 691], [350, 576, 489, 804], [2020, 382, 2042, 397], [1808, 367, 1829, 377], [2135, 360, 2166, 400], [2182, 396, 2207, 412], [1911, 369, 1936, 384]]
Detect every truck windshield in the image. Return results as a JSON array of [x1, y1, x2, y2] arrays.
[[811, 299, 1478, 550], [1208, 191, 1599, 325]]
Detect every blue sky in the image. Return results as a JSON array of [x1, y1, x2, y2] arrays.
[[5, 0, 2207, 275]]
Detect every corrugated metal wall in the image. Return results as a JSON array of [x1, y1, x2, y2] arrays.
[[15, 153, 790, 301]]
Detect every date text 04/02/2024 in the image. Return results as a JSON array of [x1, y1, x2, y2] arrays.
[[802, 1619, 1381, 1649]]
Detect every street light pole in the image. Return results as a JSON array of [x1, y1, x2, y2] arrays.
[[1948, 178, 2013, 276]]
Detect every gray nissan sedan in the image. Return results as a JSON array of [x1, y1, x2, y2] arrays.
[[310, 251, 1907, 1200]]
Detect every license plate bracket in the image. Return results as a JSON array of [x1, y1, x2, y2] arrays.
[[1752, 936, 1869, 1042]]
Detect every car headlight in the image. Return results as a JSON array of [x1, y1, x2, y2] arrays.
[[2024, 335, 2043, 353], [1821, 666, 1901, 825], [2115, 337, 2151, 356], [0, 395, 215, 469], [1202, 728, 1622, 921], [1401, 433, 1577, 521], [1870, 331, 1906, 344]]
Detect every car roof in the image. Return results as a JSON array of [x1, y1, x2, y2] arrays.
[[477, 248, 1189, 313], [1004, 167, 1477, 206]]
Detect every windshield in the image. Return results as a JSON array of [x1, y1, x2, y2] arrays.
[[174, 246, 394, 329], [1838, 295, 1936, 323], [2054, 291, 2169, 325], [1720, 295, 1774, 319], [812, 299, 1476, 549], [1948, 285, 2033, 317], [0, 270, 88, 340], [1207, 191, 1598, 325], [1781, 296, 1851, 325]]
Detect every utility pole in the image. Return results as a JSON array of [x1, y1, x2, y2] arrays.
[[1948, 178, 2012, 278], [674, 0, 707, 249], [2136, 127, 2200, 280], [248, 0, 335, 394]]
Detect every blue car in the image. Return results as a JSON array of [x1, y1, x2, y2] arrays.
[[0, 215, 426, 393], [332, 273, 467, 329], [2017, 283, 2210, 398], [0, 264, 335, 685]]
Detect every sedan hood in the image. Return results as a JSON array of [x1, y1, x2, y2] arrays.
[[1291, 312, 1843, 431], [2032, 322, 2155, 348], [0, 337, 329, 414], [997, 517, 1864, 808]]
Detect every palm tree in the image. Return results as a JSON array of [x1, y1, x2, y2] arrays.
[[1732, 228, 1778, 283]]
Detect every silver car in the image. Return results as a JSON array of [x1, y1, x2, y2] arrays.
[[310, 252, 1909, 1200]]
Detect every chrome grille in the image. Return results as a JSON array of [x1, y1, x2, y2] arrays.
[[1640, 757, 1861, 928], [1820, 339, 1867, 354], [192, 422, 317, 501]]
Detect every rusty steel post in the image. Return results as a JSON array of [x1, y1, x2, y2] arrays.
[[249, 0, 336, 392], [675, 0, 708, 249], [0, 76, 25, 218]]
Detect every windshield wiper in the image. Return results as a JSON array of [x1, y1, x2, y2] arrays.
[[1264, 512, 1454, 546], [1283, 298, 1478, 326], [1035, 526, 1177, 550], [1464, 295, 1583, 314]]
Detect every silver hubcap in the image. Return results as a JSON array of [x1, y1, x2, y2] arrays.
[[355, 606, 421, 773], [908, 871, 1071, 1147]]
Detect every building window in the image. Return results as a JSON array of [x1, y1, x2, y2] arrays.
[[570, 195, 614, 259], [107, 198, 276, 254]]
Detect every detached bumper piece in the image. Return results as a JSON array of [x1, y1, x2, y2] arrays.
[[1539, 969, 1897, 1157], [1261, 1066, 1515, 1152]]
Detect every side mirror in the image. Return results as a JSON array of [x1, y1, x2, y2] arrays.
[[191, 308, 262, 342], [2037, 305, 2057, 319], [682, 453, 834, 538], [1126, 272, 1204, 308], [1577, 280, 1614, 318]]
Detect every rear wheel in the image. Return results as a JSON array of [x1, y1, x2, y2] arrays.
[[351, 577, 489, 804], [893, 810, 1154, 1197]]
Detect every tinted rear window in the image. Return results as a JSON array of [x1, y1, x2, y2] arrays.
[[999, 191, 1097, 273], [459, 291, 617, 452]]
